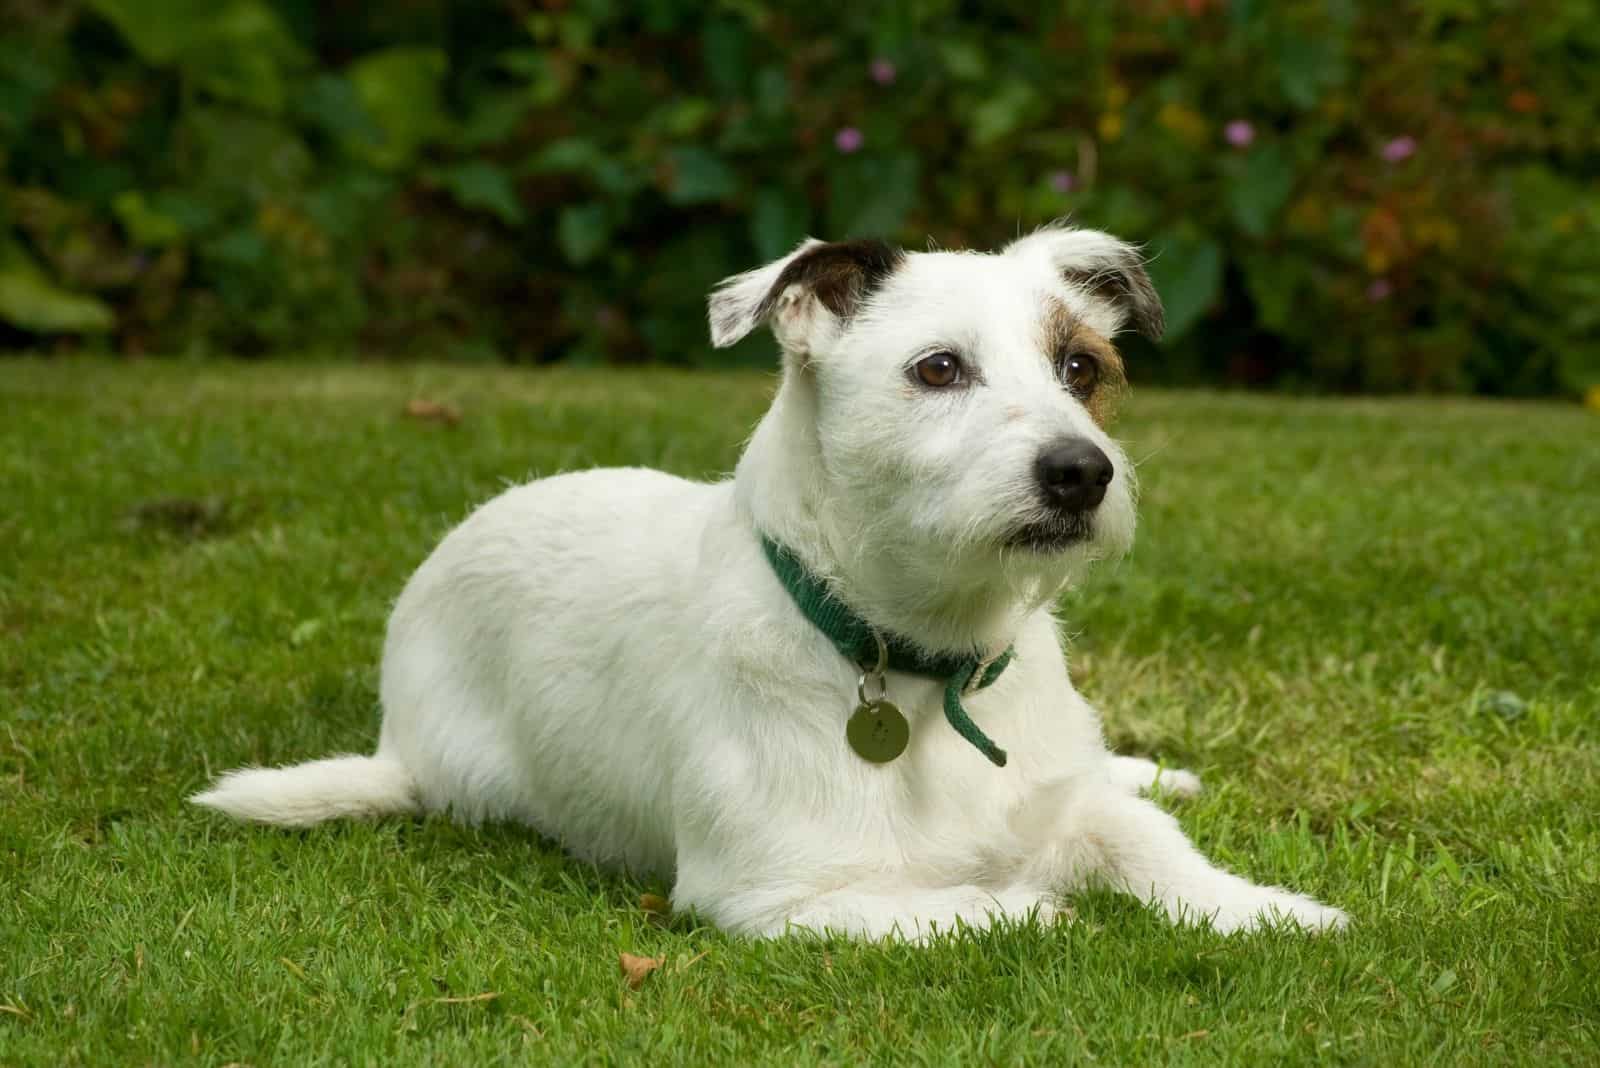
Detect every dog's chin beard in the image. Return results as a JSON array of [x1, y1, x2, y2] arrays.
[[1003, 513, 1095, 554]]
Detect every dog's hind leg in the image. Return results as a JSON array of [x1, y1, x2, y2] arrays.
[[1106, 754, 1202, 798], [1051, 786, 1346, 934], [691, 880, 1058, 942], [782, 883, 1059, 941]]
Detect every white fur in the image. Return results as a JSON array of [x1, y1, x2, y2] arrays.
[[193, 227, 1346, 939], [191, 755, 414, 827]]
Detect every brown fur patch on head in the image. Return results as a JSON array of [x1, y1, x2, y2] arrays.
[[1040, 297, 1128, 426]]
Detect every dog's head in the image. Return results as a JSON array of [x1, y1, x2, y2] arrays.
[[714, 225, 1162, 638]]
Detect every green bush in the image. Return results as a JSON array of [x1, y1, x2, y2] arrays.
[[2, 0, 1597, 394]]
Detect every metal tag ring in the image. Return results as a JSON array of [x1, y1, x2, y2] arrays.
[[857, 630, 890, 704], [858, 669, 888, 705]]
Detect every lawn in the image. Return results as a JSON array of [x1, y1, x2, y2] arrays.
[[3, 360, 1597, 1066]]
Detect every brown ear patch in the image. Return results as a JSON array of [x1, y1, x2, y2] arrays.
[[754, 239, 904, 325], [1042, 299, 1128, 427]]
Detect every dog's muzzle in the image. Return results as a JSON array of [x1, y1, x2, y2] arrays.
[[1003, 438, 1113, 552]]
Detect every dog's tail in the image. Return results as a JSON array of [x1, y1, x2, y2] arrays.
[[189, 754, 418, 828]]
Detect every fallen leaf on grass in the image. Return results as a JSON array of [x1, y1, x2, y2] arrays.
[[403, 399, 462, 425], [619, 952, 664, 989], [639, 893, 670, 915]]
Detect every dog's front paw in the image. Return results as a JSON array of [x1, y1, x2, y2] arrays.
[[1107, 755, 1203, 799], [1202, 888, 1348, 935], [1149, 767, 1203, 799]]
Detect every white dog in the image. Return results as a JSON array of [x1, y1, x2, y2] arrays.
[[193, 225, 1346, 939]]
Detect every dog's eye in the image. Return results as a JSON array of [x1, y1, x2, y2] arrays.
[[913, 352, 963, 388], [1059, 351, 1100, 396]]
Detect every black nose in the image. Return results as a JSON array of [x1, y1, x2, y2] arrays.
[[1035, 438, 1113, 513]]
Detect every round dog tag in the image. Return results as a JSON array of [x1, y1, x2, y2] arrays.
[[847, 700, 909, 763]]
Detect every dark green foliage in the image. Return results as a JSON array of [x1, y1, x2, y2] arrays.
[[2, 1, 1598, 392]]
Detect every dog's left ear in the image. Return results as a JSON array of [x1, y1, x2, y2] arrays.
[[1006, 225, 1165, 340], [708, 238, 904, 351]]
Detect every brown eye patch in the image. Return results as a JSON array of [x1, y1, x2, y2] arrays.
[[1040, 298, 1127, 426]]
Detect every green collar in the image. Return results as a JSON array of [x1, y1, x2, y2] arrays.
[[760, 535, 1015, 767]]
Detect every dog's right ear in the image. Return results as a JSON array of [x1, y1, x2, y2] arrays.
[[1005, 224, 1164, 341], [708, 238, 904, 350]]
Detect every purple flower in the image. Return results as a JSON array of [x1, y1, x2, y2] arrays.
[[1048, 170, 1076, 194], [1224, 120, 1255, 148], [834, 126, 864, 153], [1381, 136, 1417, 163], [1366, 278, 1393, 302], [870, 58, 897, 86]]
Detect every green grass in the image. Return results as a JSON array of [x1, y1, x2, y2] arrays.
[[3, 360, 1598, 1066]]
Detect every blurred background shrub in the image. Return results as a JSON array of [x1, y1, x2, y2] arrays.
[[2, 0, 1597, 394]]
